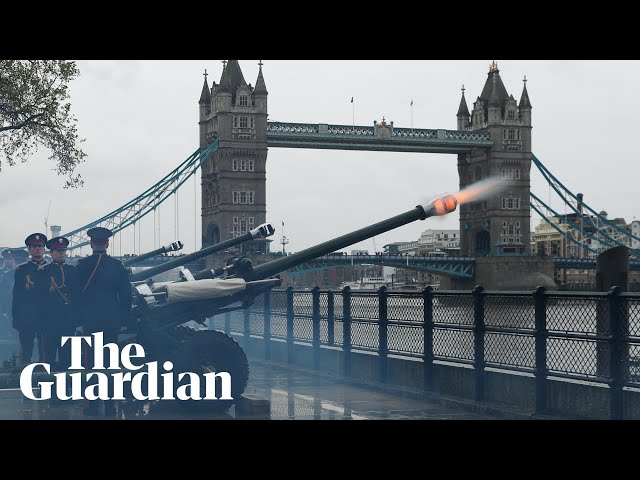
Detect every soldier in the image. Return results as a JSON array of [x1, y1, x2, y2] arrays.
[[42, 236, 77, 370], [0, 249, 28, 340], [12, 233, 49, 365], [1, 249, 14, 275], [75, 227, 131, 416]]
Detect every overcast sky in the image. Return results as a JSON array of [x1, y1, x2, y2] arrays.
[[1, 60, 639, 255]]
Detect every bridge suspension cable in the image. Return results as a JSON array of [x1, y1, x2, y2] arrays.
[[530, 192, 600, 255], [531, 153, 639, 257], [62, 140, 219, 250]]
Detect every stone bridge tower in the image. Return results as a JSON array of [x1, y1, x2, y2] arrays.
[[198, 60, 269, 255], [456, 62, 532, 257], [450, 62, 555, 290]]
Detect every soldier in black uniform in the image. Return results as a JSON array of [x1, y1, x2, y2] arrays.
[[75, 227, 131, 416], [12, 233, 48, 365], [42, 236, 77, 370], [0, 249, 29, 340], [1, 249, 15, 276]]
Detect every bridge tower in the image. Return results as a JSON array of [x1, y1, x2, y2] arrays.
[[198, 60, 270, 257], [457, 61, 532, 257], [448, 62, 555, 290]]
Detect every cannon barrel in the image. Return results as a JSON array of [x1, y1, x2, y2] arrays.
[[123, 241, 184, 267], [244, 195, 457, 281], [129, 223, 275, 282]]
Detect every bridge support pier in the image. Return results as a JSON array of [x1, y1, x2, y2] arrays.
[[441, 256, 557, 291]]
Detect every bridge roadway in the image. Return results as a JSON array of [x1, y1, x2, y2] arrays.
[[117, 254, 640, 280], [0, 359, 519, 420]]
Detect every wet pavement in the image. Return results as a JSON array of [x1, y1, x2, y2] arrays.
[[0, 360, 502, 420]]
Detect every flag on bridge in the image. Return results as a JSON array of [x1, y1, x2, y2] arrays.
[[351, 97, 353, 103], [411, 98, 413, 106]]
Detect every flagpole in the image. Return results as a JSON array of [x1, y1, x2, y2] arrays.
[[351, 96, 355, 131], [410, 98, 414, 132]]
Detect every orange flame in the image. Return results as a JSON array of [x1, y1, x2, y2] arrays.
[[432, 194, 458, 215]]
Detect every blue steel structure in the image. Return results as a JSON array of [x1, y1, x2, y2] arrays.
[[530, 153, 640, 258], [281, 254, 639, 278], [63, 140, 219, 250], [118, 253, 640, 278], [60, 121, 636, 267], [266, 122, 493, 153], [284, 254, 476, 278]]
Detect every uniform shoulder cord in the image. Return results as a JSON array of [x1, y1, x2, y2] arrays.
[[50, 264, 70, 304], [82, 254, 103, 293]]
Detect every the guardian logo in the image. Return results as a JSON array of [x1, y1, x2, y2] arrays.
[[20, 332, 232, 401]]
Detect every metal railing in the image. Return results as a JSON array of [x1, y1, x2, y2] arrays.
[[212, 285, 640, 419]]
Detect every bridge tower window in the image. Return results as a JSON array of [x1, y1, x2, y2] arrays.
[[239, 95, 248, 107]]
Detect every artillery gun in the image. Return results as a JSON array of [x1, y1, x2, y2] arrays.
[[122, 241, 184, 267], [121, 195, 459, 412]]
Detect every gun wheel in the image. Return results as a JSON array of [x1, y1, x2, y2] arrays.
[[171, 330, 249, 413]]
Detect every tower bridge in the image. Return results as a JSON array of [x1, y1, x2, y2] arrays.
[[57, 60, 638, 290]]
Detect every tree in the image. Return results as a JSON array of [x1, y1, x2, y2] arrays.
[[0, 60, 86, 188]]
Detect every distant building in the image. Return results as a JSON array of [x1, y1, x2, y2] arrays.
[[533, 216, 577, 257], [630, 220, 640, 251], [532, 209, 633, 259], [417, 229, 460, 256], [383, 242, 411, 255], [398, 241, 419, 256]]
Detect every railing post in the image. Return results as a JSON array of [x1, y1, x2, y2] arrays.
[[286, 286, 294, 364], [423, 286, 434, 392], [243, 307, 251, 352], [473, 285, 485, 402], [343, 286, 352, 377], [609, 286, 623, 420], [264, 290, 271, 361], [379, 285, 389, 384], [312, 286, 321, 371], [327, 290, 335, 346], [534, 286, 548, 414], [224, 311, 231, 335]]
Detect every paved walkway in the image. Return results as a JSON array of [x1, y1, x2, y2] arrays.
[[0, 359, 506, 420]]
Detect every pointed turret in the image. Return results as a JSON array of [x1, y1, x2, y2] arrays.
[[199, 72, 211, 104], [487, 74, 501, 124], [254, 62, 268, 95], [253, 61, 268, 115], [519, 76, 532, 126], [457, 85, 470, 130], [479, 61, 510, 105], [219, 60, 246, 94], [218, 61, 229, 92], [519, 79, 531, 108], [199, 70, 211, 125]]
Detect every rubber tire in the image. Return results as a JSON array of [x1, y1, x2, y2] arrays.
[[171, 330, 249, 413]]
